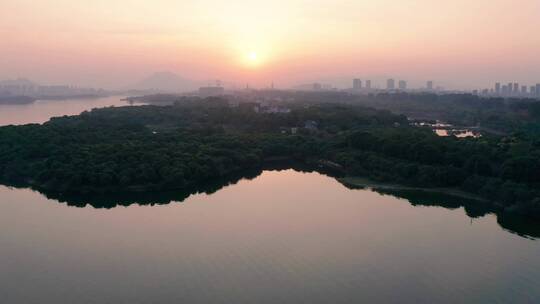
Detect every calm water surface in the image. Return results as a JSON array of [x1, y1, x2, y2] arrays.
[[1, 170, 539, 304], [0, 95, 135, 126]]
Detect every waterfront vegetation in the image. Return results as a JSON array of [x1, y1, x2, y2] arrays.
[[362, 92, 540, 134], [1, 96, 539, 218]]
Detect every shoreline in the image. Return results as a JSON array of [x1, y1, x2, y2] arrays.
[[338, 176, 488, 202]]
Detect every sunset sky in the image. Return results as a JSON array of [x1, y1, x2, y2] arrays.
[[1, 0, 540, 89]]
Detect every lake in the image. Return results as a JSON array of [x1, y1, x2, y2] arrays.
[[1, 169, 539, 304], [0, 95, 134, 126]]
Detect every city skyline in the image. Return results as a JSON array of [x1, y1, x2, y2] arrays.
[[2, 75, 540, 97]]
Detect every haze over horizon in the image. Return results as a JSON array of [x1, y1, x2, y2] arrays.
[[2, 0, 540, 90]]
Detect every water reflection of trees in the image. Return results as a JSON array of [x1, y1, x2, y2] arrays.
[[36, 163, 326, 208], [371, 188, 540, 239], [43, 169, 264, 209], [28, 167, 540, 240]]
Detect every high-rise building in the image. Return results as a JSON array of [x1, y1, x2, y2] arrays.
[[398, 80, 407, 90], [536, 84, 540, 97], [427, 81, 433, 90], [521, 86, 527, 94], [495, 82, 501, 95], [387, 79, 395, 90], [366, 80, 372, 89], [353, 78, 362, 90], [530, 86, 536, 96], [513, 83, 519, 94], [502, 85, 508, 95], [507, 82, 513, 95]]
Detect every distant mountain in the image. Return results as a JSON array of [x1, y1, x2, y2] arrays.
[[132, 72, 199, 93]]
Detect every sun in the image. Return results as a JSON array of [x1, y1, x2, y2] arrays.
[[248, 51, 258, 61], [239, 48, 267, 68], [241, 50, 264, 68]]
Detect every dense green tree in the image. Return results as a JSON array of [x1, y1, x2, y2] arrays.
[[0, 99, 539, 218]]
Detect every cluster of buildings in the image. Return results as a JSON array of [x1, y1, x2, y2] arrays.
[[197, 78, 540, 100], [481, 82, 540, 98], [352, 79, 435, 92], [353, 79, 373, 90], [353, 78, 540, 99]]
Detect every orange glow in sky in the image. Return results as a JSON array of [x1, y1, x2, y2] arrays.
[[1, 0, 539, 89]]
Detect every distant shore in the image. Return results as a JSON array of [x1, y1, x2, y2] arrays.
[[0, 96, 36, 105], [0, 94, 110, 105], [35, 94, 108, 101]]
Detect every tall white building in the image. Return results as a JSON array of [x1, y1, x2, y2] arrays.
[[387, 79, 395, 90], [366, 80, 372, 89], [353, 79, 362, 90], [398, 80, 407, 90]]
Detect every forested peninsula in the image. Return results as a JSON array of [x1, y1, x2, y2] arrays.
[[1, 97, 539, 218]]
